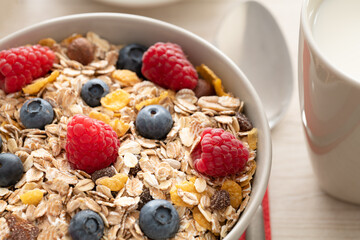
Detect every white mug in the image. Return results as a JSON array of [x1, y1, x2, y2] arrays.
[[299, 0, 360, 204]]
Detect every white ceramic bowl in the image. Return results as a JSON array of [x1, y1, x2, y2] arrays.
[[93, 0, 182, 8], [0, 13, 271, 239]]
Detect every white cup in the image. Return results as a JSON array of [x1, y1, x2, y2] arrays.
[[299, 0, 360, 204]]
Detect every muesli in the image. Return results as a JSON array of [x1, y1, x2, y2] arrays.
[[0, 32, 258, 240]]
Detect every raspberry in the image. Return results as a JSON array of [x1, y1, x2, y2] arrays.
[[0, 45, 55, 93], [141, 42, 198, 91], [191, 128, 249, 177], [65, 114, 120, 174]]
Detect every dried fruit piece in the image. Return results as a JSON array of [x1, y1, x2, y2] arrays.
[[38, 38, 56, 48], [212, 78, 228, 97], [61, 33, 82, 46], [138, 188, 153, 210], [236, 112, 253, 132], [129, 163, 141, 177], [97, 173, 128, 191], [109, 119, 130, 137], [135, 91, 168, 111], [192, 206, 211, 231], [221, 180, 242, 208], [91, 166, 117, 182], [5, 214, 39, 240], [196, 64, 229, 97], [112, 69, 141, 87], [20, 189, 43, 205], [101, 89, 130, 111], [89, 111, 111, 124], [247, 128, 258, 150], [170, 179, 201, 208], [22, 70, 59, 95], [210, 190, 230, 210]]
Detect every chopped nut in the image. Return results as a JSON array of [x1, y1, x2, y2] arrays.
[[210, 190, 230, 210]]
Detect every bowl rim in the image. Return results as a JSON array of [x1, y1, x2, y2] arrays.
[[0, 12, 272, 239]]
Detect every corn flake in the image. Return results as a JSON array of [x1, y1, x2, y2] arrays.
[[170, 178, 202, 208], [247, 128, 258, 150], [97, 173, 128, 192], [101, 89, 130, 111], [89, 111, 111, 124], [135, 91, 168, 111], [110, 119, 130, 137], [221, 180, 242, 208], [22, 70, 60, 95], [192, 206, 212, 231], [112, 69, 141, 87]]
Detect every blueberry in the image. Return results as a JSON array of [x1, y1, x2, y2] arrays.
[[68, 210, 104, 240], [81, 78, 109, 107], [116, 43, 147, 78], [136, 105, 173, 140], [0, 153, 24, 187], [0, 137, 2, 151], [20, 98, 54, 129], [139, 199, 180, 240]]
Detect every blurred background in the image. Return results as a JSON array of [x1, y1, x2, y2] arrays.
[[1, 0, 360, 239]]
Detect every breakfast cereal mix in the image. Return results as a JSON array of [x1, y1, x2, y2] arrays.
[[0, 32, 257, 240]]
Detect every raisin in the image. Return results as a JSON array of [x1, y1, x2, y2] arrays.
[[138, 188, 153, 210], [129, 163, 141, 177], [210, 190, 230, 210], [91, 166, 116, 182], [236, 112, 253, 131], [5, 214, 39, 240]]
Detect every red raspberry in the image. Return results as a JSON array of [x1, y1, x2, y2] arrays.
[[141, 42, 198, 91], [65, 115, 120, 174], [191, 128, 249, 177], [0, 45, 55, 93]]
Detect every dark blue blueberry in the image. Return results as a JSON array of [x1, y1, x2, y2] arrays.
[[0, 137, 2, 151], [81, 78, 109, 107], [139, 199, 180, 240], [0, 153, 24, 187], [20, 98, 54, 129], [136, 105, 173, 140], [116, 43, 147, 78], [68, 210, 104, 240]]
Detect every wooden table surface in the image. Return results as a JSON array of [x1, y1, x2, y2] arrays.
[[1, 0, 360, 239]]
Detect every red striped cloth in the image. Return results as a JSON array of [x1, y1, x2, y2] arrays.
[[239, 189, 271, 240]]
